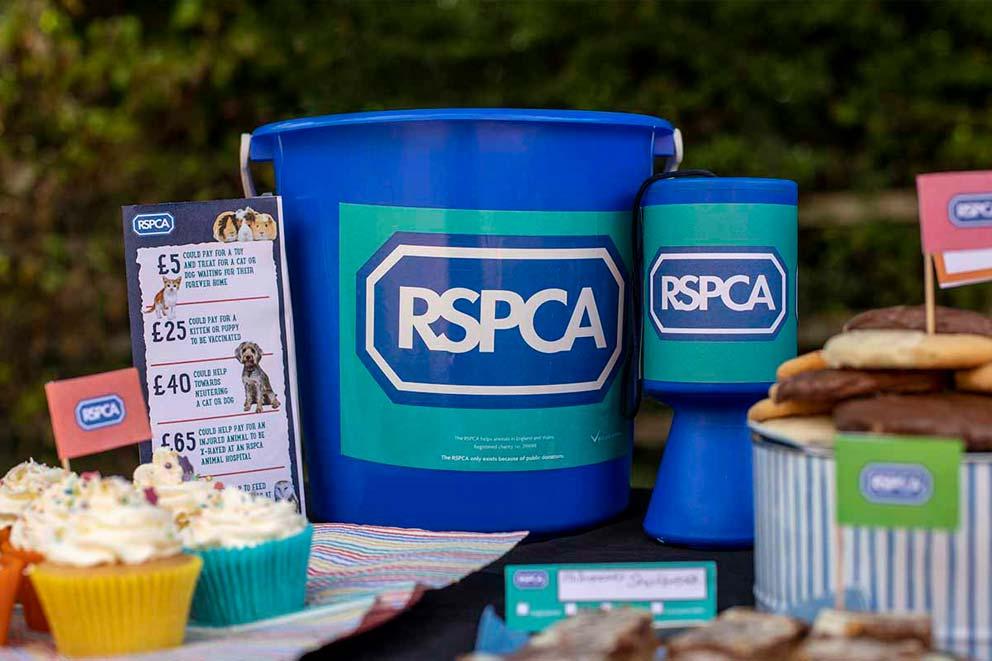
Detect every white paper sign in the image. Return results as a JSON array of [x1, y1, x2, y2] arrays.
[[123, 198, 305, 512], [557, 568, 708, 602]]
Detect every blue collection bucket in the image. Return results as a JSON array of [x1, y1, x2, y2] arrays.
[[638, 176, 798, 547], [248, 109, 679, 533]]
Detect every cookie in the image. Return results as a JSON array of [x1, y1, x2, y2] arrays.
[[523, 608, 657, 661], [773, 369, 948, 403], [956, 361, 992, 394], [667, 608, 806, 660], [812, 609, 932, 647], [776, 350, 828, 380], [833, 392, 992, 451], [748, 398, 833, 422], [793, 637, 926, 661], [753, 416, 837, 447], [823, 330, 992, 370], [844, 305, 992, 336]]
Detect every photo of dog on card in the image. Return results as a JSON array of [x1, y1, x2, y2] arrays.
[[235, 341, 280, 413]]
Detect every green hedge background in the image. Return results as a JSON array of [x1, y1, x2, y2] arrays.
[[1, 0, 990, 472]]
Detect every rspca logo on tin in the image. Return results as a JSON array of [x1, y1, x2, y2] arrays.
[[648, 246, 788, 341], [74, 395, 126, 431], [948, 193, 992, 228], [132, 212, 175, 236], [513, 570, 550, 590], [859, 463, 933, 506], [357, 232, 626, 408]]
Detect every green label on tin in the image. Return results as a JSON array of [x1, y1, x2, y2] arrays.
[[836, 434, 961, 530], [642, 203, 798, 384], [339, 203, 632, 471]]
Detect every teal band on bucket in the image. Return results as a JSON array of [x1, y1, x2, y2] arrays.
[[642, 201, 798, 384]]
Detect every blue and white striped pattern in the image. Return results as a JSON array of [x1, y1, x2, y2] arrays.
[[754, 439, 992, 660]]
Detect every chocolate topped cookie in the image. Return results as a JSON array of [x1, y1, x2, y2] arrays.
[[834, 393, 992, 451], [844, 305, 992, 337], [774, 369, 948, 403]]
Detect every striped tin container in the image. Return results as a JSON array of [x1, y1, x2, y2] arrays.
[[752, 431, 992, 660]]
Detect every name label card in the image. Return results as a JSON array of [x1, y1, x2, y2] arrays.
[[505, 562, 716, 632]]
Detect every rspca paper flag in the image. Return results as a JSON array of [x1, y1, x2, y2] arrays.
[[835, 434, 961, 531], [121, 197, 305, 513], [917, 171, 992, 288], [45, 368, 152, 460]]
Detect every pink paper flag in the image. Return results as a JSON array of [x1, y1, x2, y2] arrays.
[[917, 171, 992, 287], [45, 367, 151, 460]]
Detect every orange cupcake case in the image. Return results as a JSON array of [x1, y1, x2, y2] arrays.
[[1, 540, 48, 632], [0, 555, 24, 646]]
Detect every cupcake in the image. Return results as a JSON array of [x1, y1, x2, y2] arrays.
[[183, 486, 311, 626], [27, 475, 202, 656], [133, 449, 217, 528], [4, 472, 82, 631], [0, 459, 69, 542], [0, 555, 24, 646]]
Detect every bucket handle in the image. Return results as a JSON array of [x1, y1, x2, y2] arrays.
[[622, 168, 717, 419], [240, 133, 258, 198]]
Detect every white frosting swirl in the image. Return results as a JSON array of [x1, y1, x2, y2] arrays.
[[35, 476, 181, 567], [0, 460, 69, 527], [10, 473, 84, 553], [182, 487, 306, 550], [133, 450, 216, 526]]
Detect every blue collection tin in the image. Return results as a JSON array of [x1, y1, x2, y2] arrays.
[[249, 109, 678, 533], [639, 177, 798, 547]]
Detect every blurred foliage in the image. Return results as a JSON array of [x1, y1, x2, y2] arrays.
[[1, 0, 991, 470]]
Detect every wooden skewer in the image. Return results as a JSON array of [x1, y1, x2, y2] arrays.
[[61, 457, 70, 472], [924, 253, 936, 335], [834, 524, 845, 610]]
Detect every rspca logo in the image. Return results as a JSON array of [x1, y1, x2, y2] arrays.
[[74, 395, 126, 431], [948, 193, 992, 228], [132, 212, 175, 236], [648, 247, 788, 341], [513, 570, 550, 590], [859, 463, 933, 506], [357, 232, 626, 408]]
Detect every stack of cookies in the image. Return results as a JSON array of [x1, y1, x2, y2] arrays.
[[667, 607, 953, 660], [749, 305, 992, 449]]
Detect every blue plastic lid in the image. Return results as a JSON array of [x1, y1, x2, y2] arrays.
[[643, 177, 798, 206], [254, 107, 671, 137], [250, 108, 675, 160]]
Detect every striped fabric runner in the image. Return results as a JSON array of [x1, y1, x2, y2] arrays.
[[0, 523, 527, 660]]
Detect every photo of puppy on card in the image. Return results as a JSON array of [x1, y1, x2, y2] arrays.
[[236, 340, 281, 413]]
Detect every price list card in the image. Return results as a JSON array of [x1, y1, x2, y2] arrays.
[[123, 197, 305, 512]]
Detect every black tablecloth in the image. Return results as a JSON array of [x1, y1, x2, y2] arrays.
[[305, 489, 755, 660]]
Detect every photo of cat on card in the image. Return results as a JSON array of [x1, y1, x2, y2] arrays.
[[212, 207, 278, 243], [145, 275, 182, 319]]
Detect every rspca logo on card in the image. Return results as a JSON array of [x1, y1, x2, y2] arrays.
[[357, 232, 626, 408], [859, 463, 933, 506], [948, 193, 992, 228], [132, 212, 175, 236], [74, 395, 126, 431], [513, 570, 550, 590], [649, 247, 787, 341]]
